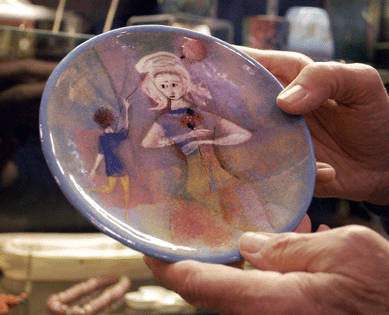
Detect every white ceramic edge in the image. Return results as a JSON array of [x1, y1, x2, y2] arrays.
[[39, 25, 316, 264]]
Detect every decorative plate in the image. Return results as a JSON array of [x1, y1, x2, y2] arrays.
[[40, 25, 315, 263]]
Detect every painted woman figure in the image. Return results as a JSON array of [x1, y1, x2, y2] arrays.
[[135, 51, 272, 231]]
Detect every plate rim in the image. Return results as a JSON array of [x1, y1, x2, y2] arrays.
[[39, 24, 316, 263]]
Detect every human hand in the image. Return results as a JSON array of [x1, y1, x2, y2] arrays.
[[238, 47, 389, 205], [144, 225, 389, 315]]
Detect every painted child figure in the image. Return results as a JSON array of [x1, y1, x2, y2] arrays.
[[89, 100, 131, 216], [135, 51, 273, 232]]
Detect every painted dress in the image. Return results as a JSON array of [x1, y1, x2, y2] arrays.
[[98, 129, 128, 177], [148, 107, 273, 231]]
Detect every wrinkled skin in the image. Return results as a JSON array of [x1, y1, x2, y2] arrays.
[[239, 48, 389, 206], [144, 48, 389, 315], [144, 224, 389, 315]]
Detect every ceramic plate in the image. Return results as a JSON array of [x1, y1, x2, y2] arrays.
[[40, 25, 315, 263]]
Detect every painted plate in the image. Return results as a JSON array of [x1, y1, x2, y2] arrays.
[[40, 25, 315, 263]]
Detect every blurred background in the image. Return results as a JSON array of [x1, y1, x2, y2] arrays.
[[0, 0, 388, 313]]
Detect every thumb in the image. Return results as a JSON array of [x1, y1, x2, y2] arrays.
[[239, 229, 347, 273], [276, 62, 386, 115]]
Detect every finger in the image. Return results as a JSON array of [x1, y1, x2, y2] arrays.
[[235, 46, 313, 87], [145, 227, 389, 315], [143, 256, 311, 314], [317, 224, 331, 231], [276, 62, 388, 115], [239, 225, 386, 274], [143, 257, 245, 311], [316, 162, 336, 183], [240, 231, 328, 272], [293, 214, 311, 233]]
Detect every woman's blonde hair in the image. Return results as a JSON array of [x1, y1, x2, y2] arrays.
[[135, 52, 211, 110]]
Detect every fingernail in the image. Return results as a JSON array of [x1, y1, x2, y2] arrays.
[[316, 162, 336, 182], [278, 85, 307, 104], [239, 232, 271, 254]]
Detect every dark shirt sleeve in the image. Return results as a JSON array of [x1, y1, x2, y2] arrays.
[[361, 202, 389, 234], [117, 128, 129, 140]]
